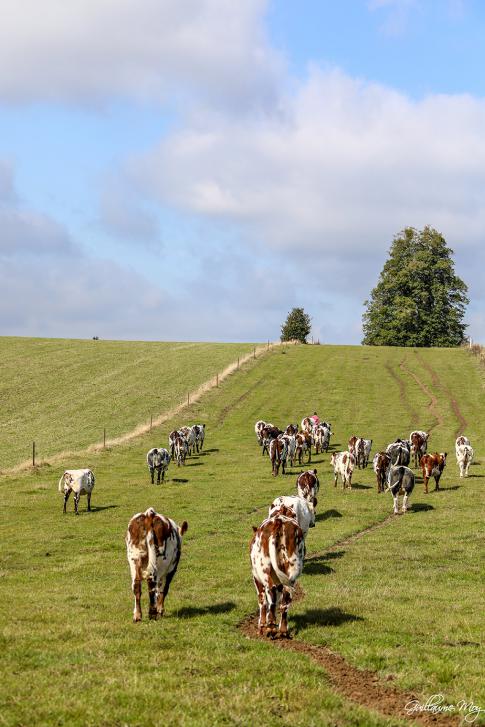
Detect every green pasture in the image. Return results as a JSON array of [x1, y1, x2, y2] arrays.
[[0, 337, 254, 470], [0, 343, 484, 726]]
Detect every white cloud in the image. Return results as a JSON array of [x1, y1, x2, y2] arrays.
[[133, 68, 485, 259], [0, 0, 282, 110]]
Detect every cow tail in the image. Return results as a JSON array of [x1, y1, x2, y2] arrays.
[[58, 473, 66, 492], [268, 532, 297, 593]]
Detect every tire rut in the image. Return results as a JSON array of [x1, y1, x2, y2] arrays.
[[239, 515, 458, 726], [385, 360, 419, 428], [399, 358, 443, 434], [413, 352, 468, 438]]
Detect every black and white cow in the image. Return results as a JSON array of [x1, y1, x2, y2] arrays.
[[386, 465, 415, 514], [58, 469, 95, 515], [192, 424, 205, 452], [386, 439, 411, 467], [146, 447, 171, 484]]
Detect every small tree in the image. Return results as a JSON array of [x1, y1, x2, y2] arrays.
[[362, 226, 468, 347], [281, 308, 311, 343]]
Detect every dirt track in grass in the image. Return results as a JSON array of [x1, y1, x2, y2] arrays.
[[239, 515, 459, 726]]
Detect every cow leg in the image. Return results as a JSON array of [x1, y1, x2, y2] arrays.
[[63, 488, 71, 514], [402, 492, 409, 513], [393, 492, 399, 514], [423, 475, 429, 494], [157, 570, 177, 617], [434, 474, 441, 491], [150, 466, 155, 484], [278, 587, 292, 638], [253, 579, 266, 635], [87, 491, 92, 512], [147, 576, 158, 620], [157, 467, 161, 485], [161, 468, 165, 483], [74, 493, 80, 515], [307, 448, 312, 464], [266, 586, 278, 638], [132, 579, 142, 622], [334, 473, 338, 487]]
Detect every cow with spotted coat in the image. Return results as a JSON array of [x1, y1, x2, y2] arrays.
[[250, 514, 305, 638], [330, 451, 356, 489], [58, 468, 95, 515], [125, 507, 188, 622], [146, 447, 170, 484]]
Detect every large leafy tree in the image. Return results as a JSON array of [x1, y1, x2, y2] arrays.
[[281, 307, 311, 343], [362, 226, 468, 347]]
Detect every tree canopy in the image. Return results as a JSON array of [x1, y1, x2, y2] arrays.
[[362, 226, 469, 347], [281, 307, 311, 343]]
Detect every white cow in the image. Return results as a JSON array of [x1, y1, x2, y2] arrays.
[[268, 495, 315, 537], [58, 468, 95, 515], [330, 451, 356, 489], [455, 435, 471, 457], [456, 444, 474, 478]]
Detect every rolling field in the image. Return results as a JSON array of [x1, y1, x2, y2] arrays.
[[0, 337, 255, 470], [0, 343, 484, 726]]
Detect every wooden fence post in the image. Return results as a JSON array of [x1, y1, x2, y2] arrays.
[[216, 373, 219, 387], [32, 441, 35, 467], [150, 414, 153, 431], [187, 392, 190, 406], [237, 357, 240, 369], [253, 347, 256, 359], [103, 428, 106, 449]]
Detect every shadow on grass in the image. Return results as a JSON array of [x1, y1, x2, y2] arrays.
[[316, 509, 343, 522], [303, 557, 335, 576], [171, 478, 189, 484], [410, 502, 434, 512], [89, 505, 119, 512], [200, 448, 219, 454], [350, 483, 372, 490], [440, 485, 461, 491], [185, 462, 204, 467], [176, 601, 236, 618], [292, 607, 364, 630]]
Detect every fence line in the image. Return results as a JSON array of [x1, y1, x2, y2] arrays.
[[3, 341, 281, 476]]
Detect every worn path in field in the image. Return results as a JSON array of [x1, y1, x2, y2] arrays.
[[240, 515, 459, 727], [2, 343, 279, 476], [413, 352, 468, 438]]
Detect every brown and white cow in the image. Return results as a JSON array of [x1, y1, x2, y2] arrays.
[[420, 452, 447, 493], [295, 431, 312, 465], [410, 430, 429, 467], [455, 435, 471, 456], [255, 420, 273, 447], [58, 468, 95, 515], [349, 437, 372, 468], [373, 451, 391, 493], [268, 495, 315, 536], [125, 508, 188, 622], [296, 469, 319, 507], [331, 451, 356, 489], [261, 425, 282, 456], [250, 515, 305, 638], [269, 437, 288, 477]]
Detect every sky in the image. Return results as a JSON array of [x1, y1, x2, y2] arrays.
[[1, 0, 484, 344]]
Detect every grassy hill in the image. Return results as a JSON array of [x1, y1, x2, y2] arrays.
[[0, 343, 483, 726], [0, 337, 254, 470]]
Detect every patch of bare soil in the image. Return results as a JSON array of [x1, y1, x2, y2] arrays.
[[239, 516, 459, 726]]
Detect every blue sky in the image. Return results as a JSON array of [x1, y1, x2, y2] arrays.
[[1, 0, 484, 343]]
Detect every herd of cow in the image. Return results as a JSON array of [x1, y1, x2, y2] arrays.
[[55, 412, 474, 629], [249, 415, 475, 638]]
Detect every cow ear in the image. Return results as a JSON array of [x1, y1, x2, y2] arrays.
[[252, 525, 258, 533], [313, 468, 317, 475], [179, 521, 188, 536]]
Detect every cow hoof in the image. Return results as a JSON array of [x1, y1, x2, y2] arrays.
[[133, 615, 142, 623], [149, 611, 158, 621]]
